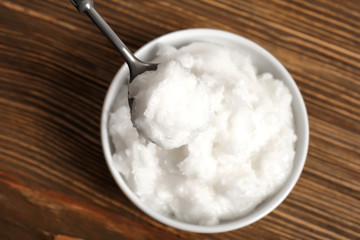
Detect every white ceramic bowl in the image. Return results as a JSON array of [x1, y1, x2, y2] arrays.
[[101, 29, 309, 233]]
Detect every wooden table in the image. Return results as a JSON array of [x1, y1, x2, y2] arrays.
[[0, 0, 359, 239]]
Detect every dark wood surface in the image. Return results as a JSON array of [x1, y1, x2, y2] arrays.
[[0, 0, 359, 239]]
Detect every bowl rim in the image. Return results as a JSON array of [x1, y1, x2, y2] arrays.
[[101, 28, 309, 233]]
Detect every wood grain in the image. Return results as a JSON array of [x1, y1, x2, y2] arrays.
[[0, 0, 359, 239]]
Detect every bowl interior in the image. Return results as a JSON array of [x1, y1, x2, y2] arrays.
[[101, 29, 309, 233]]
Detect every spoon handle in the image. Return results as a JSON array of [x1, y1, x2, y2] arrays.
[[70, 0, 138, 67]]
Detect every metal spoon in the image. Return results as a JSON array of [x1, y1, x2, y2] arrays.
[[70, 0, 157, 82]]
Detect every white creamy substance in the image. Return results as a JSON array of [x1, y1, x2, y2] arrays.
[[110, 42, 297, 225], [130, 60, 210, 149]]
